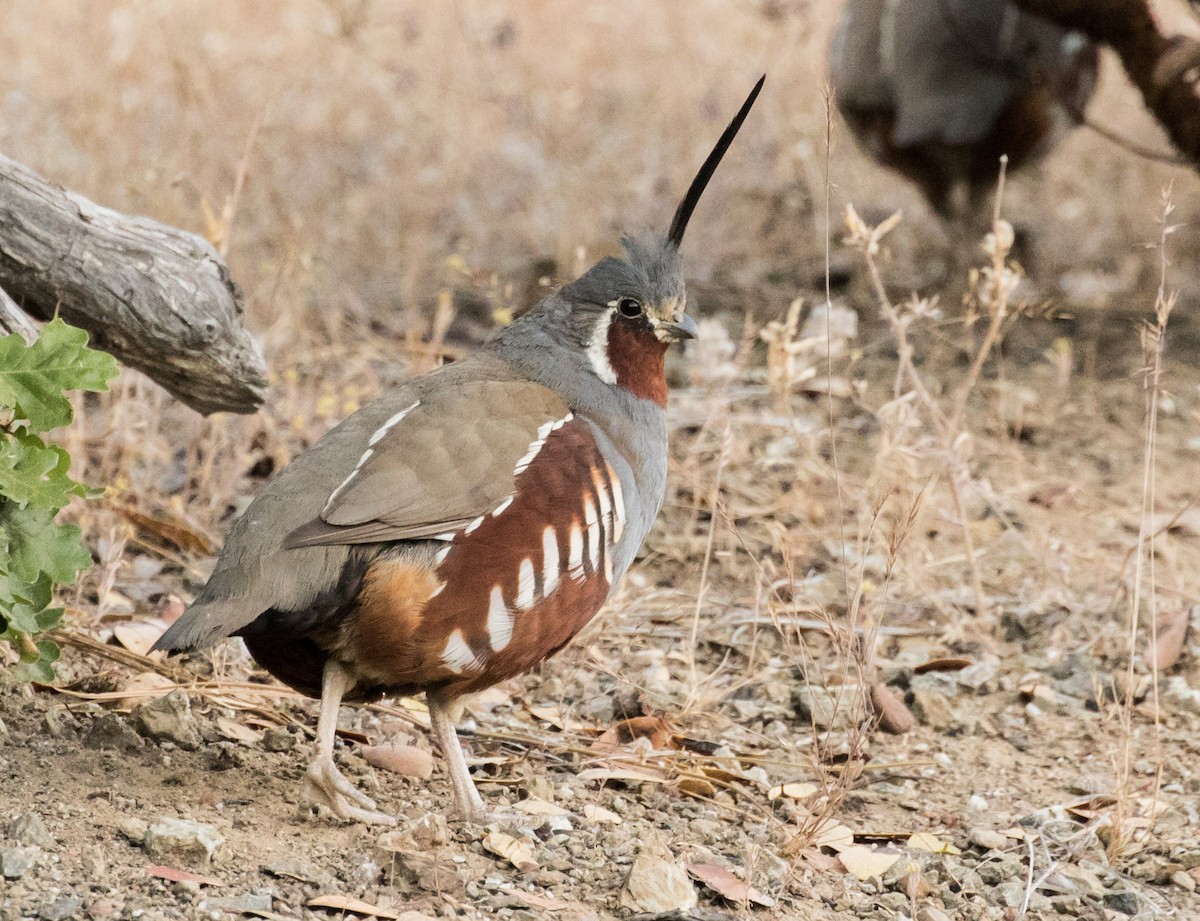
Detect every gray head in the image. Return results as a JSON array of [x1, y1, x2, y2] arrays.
[[496, 77, 764, 405]]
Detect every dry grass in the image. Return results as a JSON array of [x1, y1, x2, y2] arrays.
[[4, 1, 1200, 913]]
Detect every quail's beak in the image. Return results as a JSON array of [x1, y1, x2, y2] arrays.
[[656, 312, 699, 343]]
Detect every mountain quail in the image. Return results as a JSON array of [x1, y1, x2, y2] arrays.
[[154, 78, 764, 825], [829, 0, 1098, 218]]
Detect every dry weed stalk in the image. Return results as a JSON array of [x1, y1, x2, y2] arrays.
[[1109, 186, 1175, 864], [846, 163, 1021, 624]]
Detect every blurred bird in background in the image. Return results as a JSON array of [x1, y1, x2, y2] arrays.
[[830, 0, 1099, 222]]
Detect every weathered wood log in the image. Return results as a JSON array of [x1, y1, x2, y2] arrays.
[[1011, 0, 1200, 164], [0, 284, 38, 344], [0, 153, 267, 414]]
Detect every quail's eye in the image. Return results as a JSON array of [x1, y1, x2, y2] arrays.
[[616, 297, 643, 318]]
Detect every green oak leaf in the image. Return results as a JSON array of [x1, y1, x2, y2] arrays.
[[0, 502, 93, 584], [0, 431, 86, 509], [0, 318, 119, 432]]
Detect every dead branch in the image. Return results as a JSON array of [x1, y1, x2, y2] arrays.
[[0, 153, 267, 414], [1011, 0, 1200, 164]]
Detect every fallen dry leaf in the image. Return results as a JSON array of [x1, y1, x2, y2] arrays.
[[768, 781, 819, 801], [115, 502, 217, 554], [582, 803, 622, 825], [907, 833, 961, 855], [112, 621, 169, 657], [1151, 607, 1191, 671], [511, 891, 570, 911], [146, 864, 223, 886], [837, 845, 902, 881], [797, 848, 841, 872], [513, 797, 569, 816], [215, 717, 262, 745], [482, 832, 537, 872], [812, 819, 855, 852], [675, 775, 717, 799], [307, 895, 402, 919], [117, 672, 177, 708], [913, 657, 974, 674], [361, 744, 434, 779], [526, 704, 592, 732], [577, 763, 671, 785], [590, 715, 678, 754], [869, 682, 915, 734], [687, 862, 775, 907]]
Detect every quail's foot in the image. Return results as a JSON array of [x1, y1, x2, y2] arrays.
[[304, 754, 397, 826]]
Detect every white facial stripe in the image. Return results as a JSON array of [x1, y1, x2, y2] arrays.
[[542, 526, 560, 596], [369, 400, 420, 447], [492, 496, 514, 517], [441, 629, 480, 674], [568, 521, 585, 580], [587, 312, 617, 384], [487, 585, 513, 652], [513, 413, 575, 477], [606, 462, 626, 542], [515, 558, 537, 609], [326, 401, 421, 514]]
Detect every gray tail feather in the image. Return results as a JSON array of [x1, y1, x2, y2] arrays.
[[152, 599, 263, 653]]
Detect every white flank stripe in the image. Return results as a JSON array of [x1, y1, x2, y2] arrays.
[[513, 414, 574, 477], [431, 531, 458, 542], [568, 522, 585, 580], [434, 545, 452, 567], [487, 585, 513, 652], [441, 629, 478, 674], [428, 581, 446, 599], [607, 463, 626, 542], [584, 496, 602, 573], [324, 448, 372, 513], [592, 467, 614, 540], [492, 495, 514, 517], [515, 558, 537, 609], [464, 515, 486, 535], [603, 545, 614, 584], [541, 526, 560, 596], [587, 312, 617, 384], [326, 400, 421, 513], [369, 400, 420, 447]]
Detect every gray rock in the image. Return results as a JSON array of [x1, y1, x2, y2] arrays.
[[792, 685, 862, 729], [261, 857, 335, 887], [910, 673, 977, 732], [620, 854, 697, 914], [132, 690, 202, 751], [1104, 891, 1141, 915], [39, 895, 82, 921], [83, 713, 143, 752], [117, 818, 148, 845], [203, 894, 272, 913], [142, 818, 224, 865], [1, 845, 37, 879], [261, 727, 297, 752], [994, 880, 1026, 908], [967, 828, 1009, 851], [11, 813, 55, 849]]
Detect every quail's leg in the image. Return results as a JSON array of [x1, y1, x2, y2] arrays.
[[304, 660, 397, 826], [427, 689, 488, 821]]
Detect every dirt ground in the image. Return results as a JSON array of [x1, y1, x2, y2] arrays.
[[3, 3, 1200, 921]]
